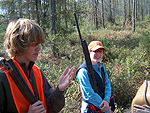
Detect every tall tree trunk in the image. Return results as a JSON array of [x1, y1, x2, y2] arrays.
[[143, 0, 147, 16], [49, 0, 58, 57], [133, 0, 135, 32], [137, 0, 140, 20], [35, 0, 40, 24], [42, 0, 47, 32], [92, 0, 95, 25], [141, 1, 144, 20], [64, 0, 68, 29], [102, 0, 105, 28], [95, 0, 98, 29], [57, 0, 61, 33], [123, 0, 126, 27], [88, 0, 92, 21], [149, 0, 150, 17], [49, 0, 57, 35], [128, 0, 131, 21], [135, 0, 137, 19], [116, 0, 119, 16], [108, 0, 112, 23], [113, 0, 116, 17]]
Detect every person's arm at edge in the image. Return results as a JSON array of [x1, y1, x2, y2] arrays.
[[41, 71, 65, 113]]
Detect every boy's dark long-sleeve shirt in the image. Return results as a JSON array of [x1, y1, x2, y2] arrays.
[[0, 60, 65, 113]]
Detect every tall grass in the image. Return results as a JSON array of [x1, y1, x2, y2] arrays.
[[0, 19, 149, 113]]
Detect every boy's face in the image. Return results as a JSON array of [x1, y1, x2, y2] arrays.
[[15, 42, 41, 66], [90, 49, 103, 64]]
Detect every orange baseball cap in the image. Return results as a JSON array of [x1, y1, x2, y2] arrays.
[[88, 41, 106, 51]]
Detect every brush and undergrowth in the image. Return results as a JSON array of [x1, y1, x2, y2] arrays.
[[0, 18, 150, 113]]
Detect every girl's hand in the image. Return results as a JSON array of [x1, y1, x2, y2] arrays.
[[99, 100, 109, 112]]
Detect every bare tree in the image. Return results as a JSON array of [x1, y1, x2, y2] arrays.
[[49, 0, 58, 57], [102, 0, 105, 28], [128, 0, 131, 21], [95, 0, 98, 29], [108, 0, 112, 23], [135, 0, 138, 19], [141, 0, 144, 20], [149, 0, 150, 17], [35, 0, 40, 24], [137, 0, 140, 20], [92, 0, 95, 25], [88, 0, 92, 21], [133, 0, 135, 32], [64, 0, 68, 29], [123, 0, 126, 27], [49, 0, 56, 35], [112, 0, 116, 17]]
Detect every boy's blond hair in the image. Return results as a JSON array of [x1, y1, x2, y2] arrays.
[[4, 18, 45, 57]]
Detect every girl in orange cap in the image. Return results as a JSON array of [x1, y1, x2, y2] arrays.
[[76, 41, 115, 113]]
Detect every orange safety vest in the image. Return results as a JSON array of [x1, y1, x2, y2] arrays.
[[4, 58, 47, 113]]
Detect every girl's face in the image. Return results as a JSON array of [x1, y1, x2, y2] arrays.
[[90, 49, 104, 64], [15, 42, 41, 67]]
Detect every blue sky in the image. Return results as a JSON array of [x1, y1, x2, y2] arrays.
[[0, 9, 4, 14], [0, 8, 6, 15]]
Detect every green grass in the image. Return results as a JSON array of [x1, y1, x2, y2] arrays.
[[0, 18, 150, 113]]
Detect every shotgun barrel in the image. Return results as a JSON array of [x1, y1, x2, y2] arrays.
[[74, 13, 101, 96]]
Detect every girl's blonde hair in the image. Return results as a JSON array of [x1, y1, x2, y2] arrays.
[[4, 18, 45, 57]]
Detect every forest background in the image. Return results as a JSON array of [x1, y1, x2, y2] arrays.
[[0, 0, 150, 112]]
